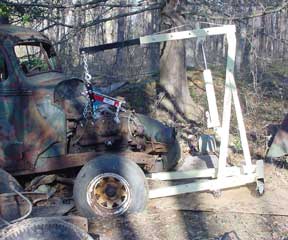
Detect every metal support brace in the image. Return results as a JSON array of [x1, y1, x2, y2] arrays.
[[149, 174, 257, 199], [148, 166, 241, 181], [217, 32, 235, 178], [203, 69, 220, 129], [218, 32, 252, 177]]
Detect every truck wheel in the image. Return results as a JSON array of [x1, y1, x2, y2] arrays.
[[73, 154, 148, 217], [0, 168, 23, 194], [151, 139, 181, 173], [0, 218, 93, 240], [163, 139, 181, 171]]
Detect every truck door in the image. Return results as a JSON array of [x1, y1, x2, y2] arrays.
[[0, 47, 25, 171]]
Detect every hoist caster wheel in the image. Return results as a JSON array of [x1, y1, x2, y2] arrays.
[[256, 179, 265, 196], [212, 190, 222, 199]]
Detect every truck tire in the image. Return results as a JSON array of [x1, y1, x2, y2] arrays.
[[0, 218, 93, 240], [73, 154, 148, 217], [0, 168, 23, 194], [162, 139, 181, 171], [151, 139, 181, 173], [135, 114, 181, 172]]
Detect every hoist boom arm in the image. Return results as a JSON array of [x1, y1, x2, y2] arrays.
[[79, 25, 236, 54]]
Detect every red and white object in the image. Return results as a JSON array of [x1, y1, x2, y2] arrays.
[[92, 92, 121, 107]]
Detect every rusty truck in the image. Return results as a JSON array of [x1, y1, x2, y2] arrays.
[[0, 24, 180, 217]]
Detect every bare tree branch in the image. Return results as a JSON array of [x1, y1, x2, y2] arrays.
[[182, 1, 288, 21], [1, 0, 108, 9], [1, 0, 159, 10], [38, 3, 161, 31]]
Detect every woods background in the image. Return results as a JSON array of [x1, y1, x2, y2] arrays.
[[1, 0, 287, 123]]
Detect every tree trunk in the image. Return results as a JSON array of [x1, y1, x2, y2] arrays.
[[116, 0, 126, 73], [158, 0, 202, 122]]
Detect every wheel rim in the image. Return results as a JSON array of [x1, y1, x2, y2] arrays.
[[86, 173, 131, 216]]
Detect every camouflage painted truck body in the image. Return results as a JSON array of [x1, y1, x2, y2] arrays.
[[0, 25, 179, 176], [0, 25, 66, 174]]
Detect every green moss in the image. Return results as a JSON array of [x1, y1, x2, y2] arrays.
[[0, 3, 10, 17]]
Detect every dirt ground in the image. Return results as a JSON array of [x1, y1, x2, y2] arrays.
[[88, 163, 288, 240]]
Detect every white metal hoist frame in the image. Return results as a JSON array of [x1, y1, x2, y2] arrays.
[[138, 25, 264, 198]]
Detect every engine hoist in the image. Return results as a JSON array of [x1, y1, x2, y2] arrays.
[[80, 24, 265, 198]]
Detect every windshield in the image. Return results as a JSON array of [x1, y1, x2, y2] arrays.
[[14, 42, 62, 76]]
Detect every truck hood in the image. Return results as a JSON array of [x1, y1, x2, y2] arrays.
[[24, 72, 66, 91]]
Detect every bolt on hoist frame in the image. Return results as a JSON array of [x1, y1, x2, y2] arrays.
[[80, 25, 265, 198]]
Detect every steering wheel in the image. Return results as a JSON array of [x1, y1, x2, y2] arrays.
[[29, 64, 42, 72]]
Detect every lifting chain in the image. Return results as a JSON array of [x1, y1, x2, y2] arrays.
[[83, 99, 92, 119], [82, 51, 93, 119]]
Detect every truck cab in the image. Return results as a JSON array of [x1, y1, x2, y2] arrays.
[[0, 25, 67, 173]]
